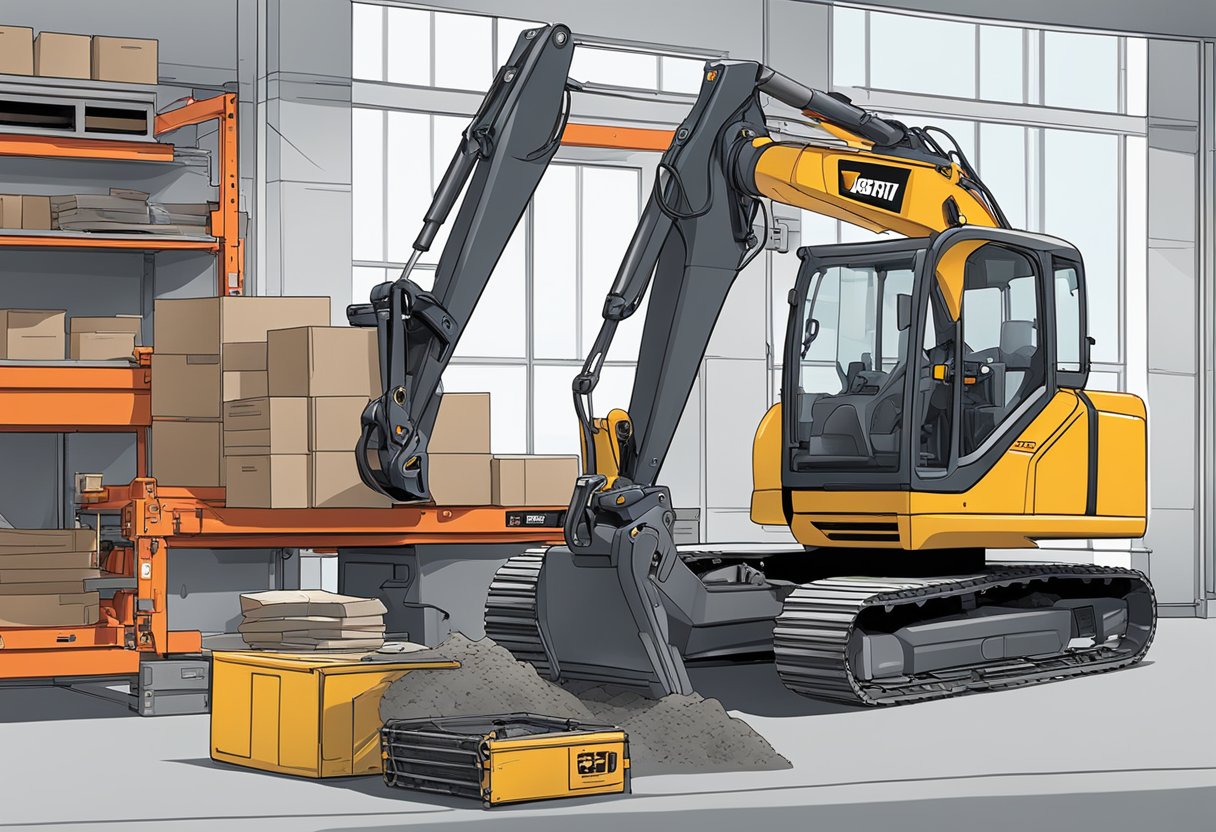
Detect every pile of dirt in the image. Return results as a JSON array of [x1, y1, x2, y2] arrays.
[[380, 633, 791, 776]]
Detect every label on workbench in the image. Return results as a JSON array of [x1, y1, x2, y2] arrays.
[[505, 510, 565, 528]]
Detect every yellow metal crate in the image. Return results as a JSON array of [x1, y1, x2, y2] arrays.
[[381, 714, 630, 807], [209, 650, 458, 778]]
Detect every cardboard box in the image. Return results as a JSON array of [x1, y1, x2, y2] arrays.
[[70, 315, 141, 359], [21, 195, 51, 230], [153, 296, 330, 356], [223, 397, 307, 456], [267, 326, 379, 398], [71, 331, 136, 360], [311, 451, 392, 509], [428, 454, 492, 506], [225, 455, 310, 509], [0, 309, 65, 360], [34, 31, 91, 79], [91, 35, 157, 85], [309, 397, 367, 452], [151, 354, 221, 419], [222, 370, 268, 402], [0, 27, 33, 76], [430, 392, 491, 454], [152, 420, 223, 487], [0, 529, 94, 554], [0, 550, 98, 570], [222, 341, 267, 371], [491, 455, 580, 507], [0, 593, 99, 627], [0, 194, 20, 228]]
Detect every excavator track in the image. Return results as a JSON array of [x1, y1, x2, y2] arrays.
[[773, 564, 1156, 706], [483, 550, 553, 679]]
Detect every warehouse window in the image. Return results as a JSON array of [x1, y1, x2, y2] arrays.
[[570, 45, 706, 95], [353, 4, 705, 97], [353, 3, 537, 90], [832, 6, 1140, 114]]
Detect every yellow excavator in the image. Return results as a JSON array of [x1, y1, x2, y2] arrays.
[[349, 24, 1155, 705]]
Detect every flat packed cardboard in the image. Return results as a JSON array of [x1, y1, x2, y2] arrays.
[[310, 451, 392, 509], [222, 397, 307, 456], [71, 331, 135, 360], [429, 454, 493, 506], [0, 27, 33, 75], [221, 341, 267, 371], [152, 420, 223, 487], [309, 397, 367, 452], [153, 296, 330, 356], [0, 529, 94, 554], [20, 195, 51, 230], [430, 393, 491, 454], [0, 309, 65, 360], [151, 354, 221, 418], [34, 32, 91, 79], [0, 550, 97, 570], [0, 568, 99, 584], [222, 370, 268, 402], [239, 590, 387, 619], [491, 455, 580, 506], [238, 615, 384, 633], [224, 455, 310, 509], [0, 593, 99, 627], [267, 326, 379, 398], [0, 194, 20, 228], [91, 36, 157, 84]]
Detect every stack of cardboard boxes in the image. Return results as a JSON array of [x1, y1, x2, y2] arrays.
[[0, 529, 100, 627], [150, 296, 330, 488], [426, 392, 580, 507], [150, 296, 581, 508], [225, 324, 387, 508], [238, 590, 387, 651]]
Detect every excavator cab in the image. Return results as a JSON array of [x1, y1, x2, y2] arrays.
[[786, 227, 1081, 484], [771, 225, 1147, 551]]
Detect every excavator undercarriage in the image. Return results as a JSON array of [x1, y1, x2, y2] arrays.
[[486, 546, 1155, 706]]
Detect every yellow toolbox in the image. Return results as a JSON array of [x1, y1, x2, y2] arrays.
[[209, 650, 458, 778], [380, 714, 630, 807]]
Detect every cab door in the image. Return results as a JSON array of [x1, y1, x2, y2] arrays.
[[911, 227, 1091, 500]]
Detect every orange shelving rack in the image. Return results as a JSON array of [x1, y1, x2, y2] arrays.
[[0, 94, 247, 680]]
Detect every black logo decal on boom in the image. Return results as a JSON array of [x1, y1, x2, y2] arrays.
[[838, 161, 910, 213]]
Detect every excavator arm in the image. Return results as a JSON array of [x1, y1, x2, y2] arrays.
[[571, 60, 1007, 496], [347, 23, 574, 502]]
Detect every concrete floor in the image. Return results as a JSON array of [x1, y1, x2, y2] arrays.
[[0, 619, 1213, 831]]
